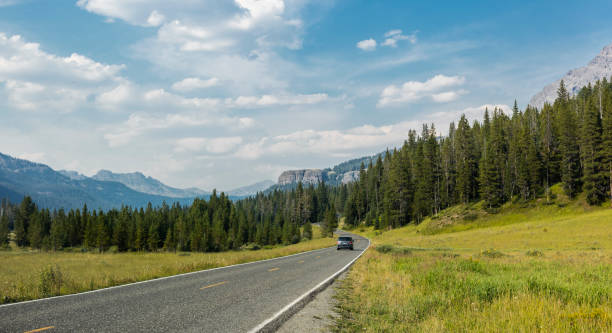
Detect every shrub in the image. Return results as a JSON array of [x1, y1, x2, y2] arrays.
[[526, 249, 544, 257], [39, 265, 63, 298], [480, 249, 505, 258], [376, 244, 394, 254]]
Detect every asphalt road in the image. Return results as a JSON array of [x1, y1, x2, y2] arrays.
[[0, 231, 368, 333]]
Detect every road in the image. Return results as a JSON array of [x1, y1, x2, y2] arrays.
[[0, 232, 368, 333]]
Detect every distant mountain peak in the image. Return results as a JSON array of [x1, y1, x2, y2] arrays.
[[530, 42, 612, 108], [226, 180, 275, 197], [91, 170, 208, 198]]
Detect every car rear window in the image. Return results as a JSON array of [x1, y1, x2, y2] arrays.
[[338, 237, 352, 241]]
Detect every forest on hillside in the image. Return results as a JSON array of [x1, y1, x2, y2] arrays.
[[340, 79, 612, 229], [1, 79, 611, 252]]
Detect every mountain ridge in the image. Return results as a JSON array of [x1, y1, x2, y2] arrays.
[[0, 152, 198, 210], [530, 42, 612, 108], [91, 169, 209, 198]]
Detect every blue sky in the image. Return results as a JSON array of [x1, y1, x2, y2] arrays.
[[1, 0, 612, 190]]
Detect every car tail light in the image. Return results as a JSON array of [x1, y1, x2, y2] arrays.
[[337, 241, 341, 245]]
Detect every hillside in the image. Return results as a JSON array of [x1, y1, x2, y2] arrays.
[[0, 152, 195, 210], [226, 180, 275, 197], [91, 170, 209, 198], [335, 188, 612, 332]]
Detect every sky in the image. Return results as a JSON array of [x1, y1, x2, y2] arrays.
[[1, 0, 612, 191]]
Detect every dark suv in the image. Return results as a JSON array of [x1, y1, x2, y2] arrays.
[[337, 236, 354, 250]]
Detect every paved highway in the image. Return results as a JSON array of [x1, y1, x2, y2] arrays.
[[0, 232, 368, 333]]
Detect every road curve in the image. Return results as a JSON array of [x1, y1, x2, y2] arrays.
[[0, 232, 368, 333]]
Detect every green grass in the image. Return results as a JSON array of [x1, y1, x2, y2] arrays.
[[334, 193, 612, 332], [0, 226, 335, 304]]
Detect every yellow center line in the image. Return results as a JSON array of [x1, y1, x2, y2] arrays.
[[268, 267, 280, 272], [24, 327, 54, 333], [200, 281, 228, 290], [297, 260, 305, 263]]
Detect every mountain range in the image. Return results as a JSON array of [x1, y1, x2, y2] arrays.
[[0, 153, 271, 210], [0, 152, 197, 210], [530, 42, 612, 108]]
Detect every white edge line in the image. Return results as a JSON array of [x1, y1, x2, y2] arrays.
[[0, 245, 334, 308], [247, 234, 371, 333]]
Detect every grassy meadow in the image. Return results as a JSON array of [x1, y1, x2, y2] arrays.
[[0, 225, 334, 304], [334, 189, 612, 332]]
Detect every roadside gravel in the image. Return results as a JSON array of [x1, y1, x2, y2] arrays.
[[276, 271, 347, 333]]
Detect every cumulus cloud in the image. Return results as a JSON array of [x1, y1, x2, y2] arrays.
[[356, 38, 377, 51], [146, 10, 165, 26], [377, 74, 467, 107], [104, 112, 254, 147], [357, 29, 417, 52], [228, 93, 328, 107], [0, 33, 125, 112], [381, 29, 417, 48], [233, 103, 510, 160], [172, 77, 219, 92], [174, 136, 243, 154], [78, 1, 313, 94]]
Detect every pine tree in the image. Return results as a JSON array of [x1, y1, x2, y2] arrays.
[[0, 214, 9, 246], [147, 223, 160, 252], [483, 110, 505, 207], [557, 81, 582, 198], [302, 221, 312, 240], [15, 196, 35, 246], [28, 212, 43, 249], [540, 103, 560, 201], [324, 204, 338, 237], [113, 211, 129, 252], [163, 226, 175, 252], [582, 92, 607, 204], [602, 78, 612, 206], [455, 115, 477, 203], [96, 213, 110, 253], [386, 146, 413, 225]]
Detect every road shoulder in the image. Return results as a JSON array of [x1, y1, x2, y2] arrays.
[[276, 271, 347, 333]]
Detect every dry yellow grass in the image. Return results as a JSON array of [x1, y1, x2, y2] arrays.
[[335, 202, 612, 332], [0, 226, 335, 304]]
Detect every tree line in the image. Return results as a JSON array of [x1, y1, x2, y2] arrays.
[[0, 182, 339, 252], [341, 79, 612, 229]]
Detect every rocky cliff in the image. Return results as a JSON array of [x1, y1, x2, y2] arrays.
[[530, 43, 612, 108], [277, 168, 363, 186], [278, 169, 326, 186]]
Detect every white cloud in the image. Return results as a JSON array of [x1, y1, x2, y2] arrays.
[[146, 10, 165, 26], [431, 90, 468, 103], [381, 29, 417, 48], [104, 112, 254, 147], [357, 38, 377, 51], [228, 93, 328, 107], [174, 136, 243, 154], [0, 33, 125, 112], [233, 103, 510, 160], [231, 0, 286, 30], [377, 74, 466, 107], [172, 77, 219, 92]]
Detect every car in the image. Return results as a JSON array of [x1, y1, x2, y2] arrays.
[[337, 236, 354, 250]]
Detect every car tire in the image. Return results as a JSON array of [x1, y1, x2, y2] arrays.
[[337, 248, 340, 250]]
